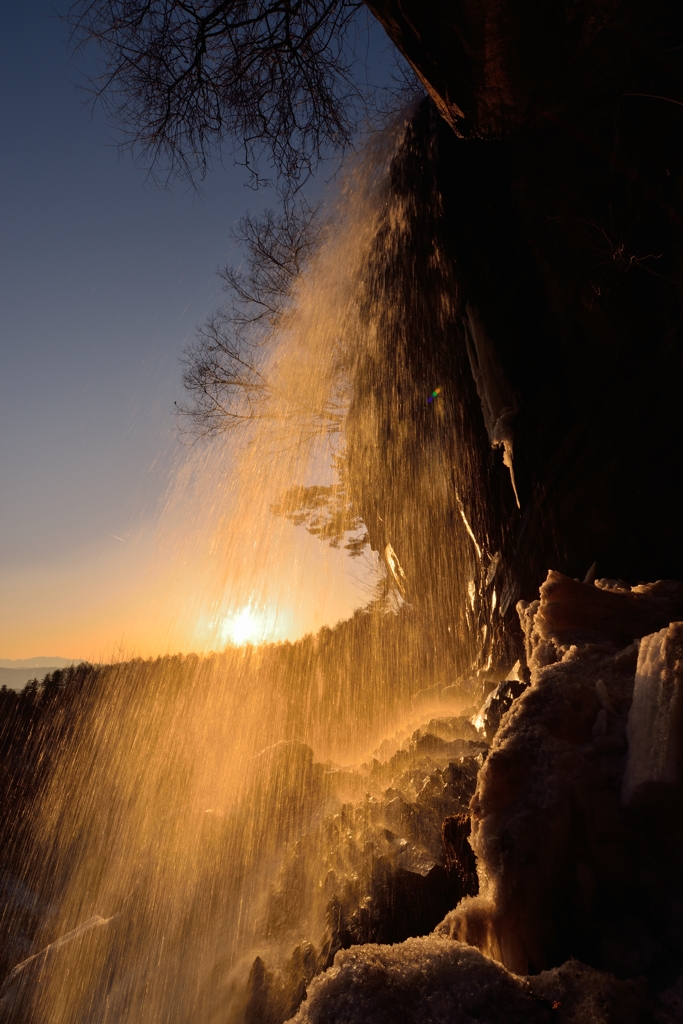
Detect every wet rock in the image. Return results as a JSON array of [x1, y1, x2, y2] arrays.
[[412, 715, 480, 743], [329, 859, 465, 949], [442, 756, 482, 803], [246, 728, 484, 1021], [473, 676, 529, 744], [245, 943, 321, 1024], [411, 732, 486, 759], [442, 813, 477, 895]]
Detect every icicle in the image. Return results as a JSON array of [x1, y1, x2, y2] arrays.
[[455, 489, 482, 560], [595, 678, 616, 715], [384, 542, 407, 595], [583, 561, 597, 584], [464, 303, 520, 508], [485, 551, 501, 588], [501, 442, 521, 509]]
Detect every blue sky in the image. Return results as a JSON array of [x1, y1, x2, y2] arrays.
[[0, 2, 397, 659], [0, 3, 266, 573]]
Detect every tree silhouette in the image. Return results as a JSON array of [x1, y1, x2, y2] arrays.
[[67, 0, 409, 189], [269, 451, 369, 555], [177, 198, 325, 437]]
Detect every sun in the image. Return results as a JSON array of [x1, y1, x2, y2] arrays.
[[199, 600, 293, 651], [217, 604, 284, 647], [227, 606, 262, 645]]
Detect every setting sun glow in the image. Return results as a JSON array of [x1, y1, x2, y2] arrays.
[[220, 605, 278, 647]]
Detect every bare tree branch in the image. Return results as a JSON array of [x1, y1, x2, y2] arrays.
[[217, 199, 322, 344], [67, 0, 376, 187], [176, 197, 348, 439]]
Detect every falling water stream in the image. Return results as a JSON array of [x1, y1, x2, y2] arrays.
[[0, 105, 514, 1024]]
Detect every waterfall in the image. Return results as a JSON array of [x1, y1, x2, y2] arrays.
[[4, 95, 683, 1024], [0, 105, 507, 1024]]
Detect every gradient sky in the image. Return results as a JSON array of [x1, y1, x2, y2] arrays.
[[0, 3, 382, 661]]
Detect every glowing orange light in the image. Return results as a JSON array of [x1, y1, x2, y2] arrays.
[[226, 607, 262, 645], [216, 604, 284, 647]]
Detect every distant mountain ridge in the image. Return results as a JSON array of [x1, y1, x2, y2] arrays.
[[0, 659, 86, 692], [0, 657, 84, 669]]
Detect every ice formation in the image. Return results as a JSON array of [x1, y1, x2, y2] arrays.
[[439, 572, 683, 976], [291, 937, 549, 1023], [463, 303, 520, 508], [622, 623, 683, 807], [292, 941, 656, 1024]]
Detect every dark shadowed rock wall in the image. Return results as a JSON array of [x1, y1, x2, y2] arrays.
[[348, 0, 683, 655]]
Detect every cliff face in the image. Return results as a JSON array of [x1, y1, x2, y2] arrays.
[[364, 0, 674, 140], [349, 2, 683, 628]]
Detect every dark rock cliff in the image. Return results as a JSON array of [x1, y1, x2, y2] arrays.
[[346, 2, 683, 662]]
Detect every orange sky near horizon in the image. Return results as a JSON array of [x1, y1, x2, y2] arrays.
[[0, 443, 371, 663], [0, 527, 365, 663]]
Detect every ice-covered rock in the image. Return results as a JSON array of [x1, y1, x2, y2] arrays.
[[242, 566, 683, 1019], [284, 563, 683, 1019], [440, 571, 683, 979], [519, 571, 683, 655], [253, 575, 683, 1019], [291, 937, 548, 1024], [291, 938, 661, 1024], [471, 671, 528, 744]]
